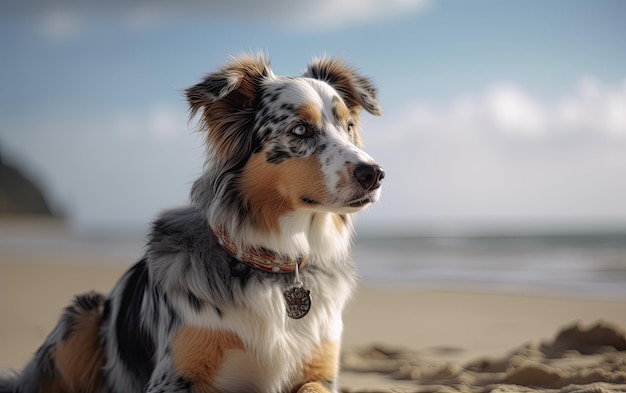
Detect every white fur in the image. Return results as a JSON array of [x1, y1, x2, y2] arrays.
[[170, 260, 353, 393]]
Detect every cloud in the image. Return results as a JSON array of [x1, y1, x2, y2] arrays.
[[114, 104, 190, 142], [5, 0, 430, 41], [123, 0, 430, 31], [361, 77, 626, 224], [487, 78, 626, 137], [383, 78, 626, 140], [555, 78, 626, 137], [483, 83, 547, 136], [38, 7, 85, 43], [281, 0, 429, 31]]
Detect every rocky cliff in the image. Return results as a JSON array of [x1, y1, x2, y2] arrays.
[[0, 148, 58, 217]]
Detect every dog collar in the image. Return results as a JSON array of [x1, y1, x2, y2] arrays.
[[211, 227, 306, 273]]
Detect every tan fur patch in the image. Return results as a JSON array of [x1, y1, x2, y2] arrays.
[[172, 326, 244, 391], [331, 214, 346, 233], [52, 303, 104, 392], [332, 99, 351, 125], [300, 341, 339, 384], [334, 167, 350, 193], [240, 152, 328, 233], [350, 109, 363, 146], [203, 103, 249, 160], [298, 102, 323, 130], [333, 97, 363, 146]]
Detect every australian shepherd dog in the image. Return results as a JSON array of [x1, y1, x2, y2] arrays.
[[1, 54, 384, 393]]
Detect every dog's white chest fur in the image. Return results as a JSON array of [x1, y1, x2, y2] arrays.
[[172, 270, 354, 393]]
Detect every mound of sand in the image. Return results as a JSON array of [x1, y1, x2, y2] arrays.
[[341, 320, 626, 393]]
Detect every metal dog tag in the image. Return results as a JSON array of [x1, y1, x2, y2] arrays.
[[283, 285, 311, 319]]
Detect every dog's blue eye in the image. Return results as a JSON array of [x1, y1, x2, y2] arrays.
[[292, 124, 309, 137]]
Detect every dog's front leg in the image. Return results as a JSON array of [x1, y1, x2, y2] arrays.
[[295, 340, 340, 393], [296, 381, 333, 393]]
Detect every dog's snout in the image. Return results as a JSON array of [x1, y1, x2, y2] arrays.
[[354, 163, 385, 191]]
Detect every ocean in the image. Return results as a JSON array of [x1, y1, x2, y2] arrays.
[[2, 220, 626, 301], [353, 232, 626, 300]]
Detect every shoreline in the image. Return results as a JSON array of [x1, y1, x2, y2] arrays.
[[3, 218, 626, 302]]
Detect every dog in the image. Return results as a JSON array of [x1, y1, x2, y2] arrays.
[[1, 54, 384, 393]]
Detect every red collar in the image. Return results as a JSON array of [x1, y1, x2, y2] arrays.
[[211, 227, 306, 273]]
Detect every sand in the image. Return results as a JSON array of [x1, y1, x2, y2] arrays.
[[1, 247, 626, 392]]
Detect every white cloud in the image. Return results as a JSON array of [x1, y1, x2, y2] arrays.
[[287, 0, 429, 31], [483, 83, 547, 137], [10, 0, 430, 40], [378, 77, 626, 140], [148, 105, 189, 141], [555, 78, 626, 137], [114, 104, 190, 142], [38, 7, 85, 43], [360, 77, 626, 225]]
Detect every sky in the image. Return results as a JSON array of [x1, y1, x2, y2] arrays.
[[1, 0, 625, 232]]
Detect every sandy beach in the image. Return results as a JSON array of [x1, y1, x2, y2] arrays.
[[1, 246, 626, 392]]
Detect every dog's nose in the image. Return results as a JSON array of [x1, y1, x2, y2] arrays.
[[354, 164, 385, 190]]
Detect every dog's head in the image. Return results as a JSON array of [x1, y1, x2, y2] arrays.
[[187, 54, 383, 233]]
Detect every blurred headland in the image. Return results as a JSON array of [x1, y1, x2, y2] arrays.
[[0, 143, 63, 219]]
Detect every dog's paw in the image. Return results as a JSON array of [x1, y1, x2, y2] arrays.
[[297, 381, 331, 393]]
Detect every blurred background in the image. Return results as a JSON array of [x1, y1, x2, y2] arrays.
[[1, 0, 626, 298]]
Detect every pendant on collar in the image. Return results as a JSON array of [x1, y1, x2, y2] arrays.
[[284, 258, 311, 319], [284, 283, 311, 319], [211, 226, 312, 318]]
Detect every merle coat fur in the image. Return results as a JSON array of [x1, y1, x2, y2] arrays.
[[0, 54, 383, 393]]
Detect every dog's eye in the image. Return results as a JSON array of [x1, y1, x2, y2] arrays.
[[347, 122, 355, 135], [291, 124, 310, 137]]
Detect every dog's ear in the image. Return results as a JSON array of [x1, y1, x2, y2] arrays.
[[186, 54, 272, 122], [185, 54, 272, 161], [304, 57, 382, 116]]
